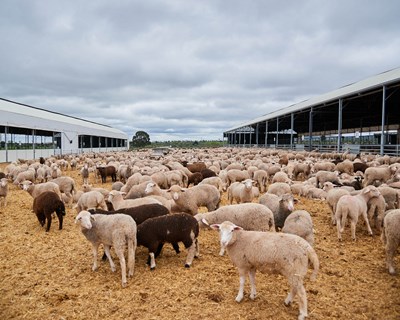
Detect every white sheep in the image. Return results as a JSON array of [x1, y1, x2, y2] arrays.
[[367, 194, 386, 233], [210, 221, 319, 320], [195, 203, 275, 255], [144, 181, 172, 199], [253, 169, 268, 192], [272, 171, 291, 184], [335, 185, 381, 241], [76, 190, 108, 212], [0, 178, 8, 207], [198, 176, 226, 193], [381, 209, 400, 275], [226, 169, 250, 186], [363, 165, 397, 187], [377, 186, 400, 210], [167, 184, 220, 215], [323, 182, 350, 225], [108, 190, 161, 210], [20, 180, 62, 199], [282, 210, 314, 246], [227, 179, 256, 204], [75, 210, 137, 287], [315, 170, 341, 188], [259, 193, 295, 230], [267, 182, 292, 197], [51, 176, 76, 199]]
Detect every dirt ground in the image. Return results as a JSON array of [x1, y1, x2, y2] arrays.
[[0, 162, 399, 320]]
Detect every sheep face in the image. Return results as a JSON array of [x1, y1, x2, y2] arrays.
[[0, 178, 7, 188], [280, 194, 295, 212], [363, 185, 380, 198], [75, 211, 95, 229], [144, 182, 156, 194], [167, 185, 184, 201], [211, 221, 243, 253], [21, 181, 33, 191], [242, 179, 253, 190]]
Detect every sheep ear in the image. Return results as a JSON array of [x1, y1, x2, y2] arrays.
[[210, 223, 220, 230], [233, 226, 243, 231], [201, 218, 210, 226], [90, 215, 96, 222]]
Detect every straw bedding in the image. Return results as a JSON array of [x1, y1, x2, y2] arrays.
[[0, 164, 399, 320]]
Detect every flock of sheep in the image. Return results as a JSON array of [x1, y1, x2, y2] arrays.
[[1, 147, 399, 320]]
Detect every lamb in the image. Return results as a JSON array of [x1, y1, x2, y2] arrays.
[[33, 191, 66, 232], [136, 213, 199, 269], [51, 176, 76, 198], [272, 171, 291, 184], [82, 184, 110, 199], [76, 190, 108, 212], [75, 210, 137, 288], [0, 178, 8, 207], [315, 170, 341, 188], [97, 165, 117, 183], [267, 182, 291, 197], [267, 164, 281, 182], [108, 190, 161, 210], [363, 165, 397, 187], [181, 161, 206, 173], [226, 169, 250, 186], [282, 210, 314, 246], [210, 221, 319, 320], [227, 179, 255, 204], [259, 193, 295, 230], [335, 159, 354, 175], [323, 182, 351, 225], [253, 169, 268, 193], [367, 194, 386, 233], [195, 203, 275, 232], [20, 180, 62, 200], [144, 181, 172, 200], [187, 172, 203, 187], [112, 181, 124, 191], [167, 184, 220, 215], [198, 176, 226, 193], [13, 169, 36, 185], [50, 164, 62, 179], [377, 186, 400, 210], [305, 187, 327, 200], [381, 209, 400, 275], [292, 163, 311, 181], [335, 185, 381, 241], [80, 163, 90, 184], [199, 168, 217, 179]]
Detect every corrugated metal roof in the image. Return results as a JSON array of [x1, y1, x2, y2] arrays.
[[225, 67, 400, 133], [0, 98, 127, 139]]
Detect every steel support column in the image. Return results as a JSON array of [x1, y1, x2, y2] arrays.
[[380, 85, 386, 155], [290, 113, 294, 150], [308, 108, 313, 151], [265, 121, 268, 147], [337, 99, 343, 152], [276, 117, 279, 148]]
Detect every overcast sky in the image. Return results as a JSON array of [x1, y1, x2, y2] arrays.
[[1, 1, 399, 141]]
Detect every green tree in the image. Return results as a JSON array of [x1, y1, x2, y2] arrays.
[[131, 130, 151, 148]]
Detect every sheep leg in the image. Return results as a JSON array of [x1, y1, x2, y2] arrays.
[[45, 213, 52, 232], [361, 211, 373, 236], [184, 241, 196, 268], [155, 243, 164, 258], [149, 252, 156, 270], [91, 243, 99, 271], [235, 269, 246, 303], [350, 217, 358, 241], [296, 283, 308, 320], [171, 243, 180, 254], [115, 247, 127, 288], [127, 238, 136, 278], [386, 241, 397, 275], [104, 245, 116, 272], [248, 268, 257, 300], [194, 239, 200, 258], [336, 217, 342, 241], [57, 213, 63, 230]]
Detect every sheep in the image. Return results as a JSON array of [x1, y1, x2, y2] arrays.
[[305, 187, 327, 200], [363, 165, 397, 187], [108, 190, 161, 210], [367, 194, 386, 233], [272, 171, 291, 184], [80, 163, 90, 184], [292, 163, 311, 181], [381, 209, 400, 275], [76, 190, 108, 212], [33, 191, 66, 232], [20, 180, 62, 200], [315, 170, 341, 188], [136, 213, 199, 269], [0, 178, 9, 207], [210, 221, 319, 320], [13, 169, 36, 185], [181, 161, 206, 173], [144, 181, 172, 200], [51, 176, 76, 199], [335, 185, 381, 241], [167, 184, 220, 215], [335, 159, 354, 175], [282, 210, 314, 246], [227, 179, 255, 204], [341, 176, 363, 190], [312, 161, 335, 173], [198, 176, 226, 193], [267, 182, 291, 197], [200, 168, 217, 179], [259, 193, 295, 230], [187, 172, 203, 187], [111, 181, 124, 191], [195, 203, 275, 232], [377, 186, 400, 210], [323, 182, 351, 225], [82, 184, 110, 199], [226, 169, 250, 186], [97, 165, 117, 183], [75, 210, 137, 288], [253, 169, 268, 193], [50, 164, 62, 179]]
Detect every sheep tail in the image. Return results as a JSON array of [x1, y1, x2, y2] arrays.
[[307, 245, 319, 282]]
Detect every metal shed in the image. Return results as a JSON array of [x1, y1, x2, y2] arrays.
[[224, 68, 400, 155], [0, 98, 129, 162]]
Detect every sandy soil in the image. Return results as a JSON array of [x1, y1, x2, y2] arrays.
[[0, 163, 399, 320]]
